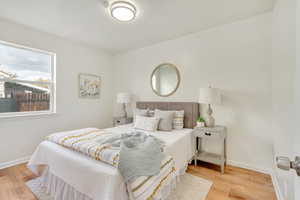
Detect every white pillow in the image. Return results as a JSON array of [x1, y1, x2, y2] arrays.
[[154, 109, 175, 131], [134, 115, 160, 131], [172, 110, 185, 129]]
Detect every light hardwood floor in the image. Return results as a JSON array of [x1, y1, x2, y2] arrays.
[[0, 162, 277, 200]]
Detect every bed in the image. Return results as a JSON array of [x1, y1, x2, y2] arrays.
[[28, 102, 199, 200]]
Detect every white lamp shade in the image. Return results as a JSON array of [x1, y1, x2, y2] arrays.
[[117, 93, 131, 103], [199, 88, 221, 105]]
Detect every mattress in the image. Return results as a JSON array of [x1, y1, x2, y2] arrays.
[[28, 124, 195, 200]]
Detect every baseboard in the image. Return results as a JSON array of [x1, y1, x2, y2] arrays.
[[270, 170, 285, 200], [0, 156, 31, 170], [227, 159, 272, 174]]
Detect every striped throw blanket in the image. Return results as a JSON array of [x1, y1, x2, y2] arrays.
[[47, 128, 120, 166], [47, 128, 176, 200]]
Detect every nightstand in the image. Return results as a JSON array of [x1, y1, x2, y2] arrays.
[[193, 126, 227, 173], [113, 117, 133, 127]]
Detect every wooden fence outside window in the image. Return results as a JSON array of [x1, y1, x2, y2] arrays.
[[0, 93, 50, 113]]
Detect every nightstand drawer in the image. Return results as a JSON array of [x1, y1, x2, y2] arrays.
[[113, 117, 133, 127], [194, 130, 221, 139]]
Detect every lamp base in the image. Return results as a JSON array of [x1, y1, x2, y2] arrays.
[[205, 116, 215, 127], [122, 103, 128, 119], [205, 104, 215, 127]]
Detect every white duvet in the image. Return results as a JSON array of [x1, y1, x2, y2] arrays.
[[28, 124, 195, 200]]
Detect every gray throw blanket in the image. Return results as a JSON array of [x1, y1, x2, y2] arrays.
[[118, 132, 165, 182]]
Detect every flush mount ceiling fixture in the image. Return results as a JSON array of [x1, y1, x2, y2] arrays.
[[110, 1, 137, 22]]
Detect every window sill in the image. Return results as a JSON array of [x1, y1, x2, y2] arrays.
[[0, 111, 58, 120]]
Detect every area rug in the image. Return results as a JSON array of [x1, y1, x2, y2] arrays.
[[26, 178, 53, 200], [26, 173, 212, 200], [166, 173, 212, 200]]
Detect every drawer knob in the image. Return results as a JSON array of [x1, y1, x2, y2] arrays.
[[205, 132, 211, 136]]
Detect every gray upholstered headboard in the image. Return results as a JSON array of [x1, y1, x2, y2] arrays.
[[136, 102, 199, 128]]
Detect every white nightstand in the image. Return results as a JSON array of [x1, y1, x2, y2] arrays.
[[193, 126, 227, 173], [113, 117, 133, 127]]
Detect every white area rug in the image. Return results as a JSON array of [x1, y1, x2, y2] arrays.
[[167, 173, 212, 200], [26, 178, 53, 200], [26, 173, 212, 200]]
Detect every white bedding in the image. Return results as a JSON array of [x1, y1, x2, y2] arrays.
[[28, 124, 195, 200]]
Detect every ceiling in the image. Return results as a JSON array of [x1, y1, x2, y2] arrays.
[[0, 0, 274, 54]]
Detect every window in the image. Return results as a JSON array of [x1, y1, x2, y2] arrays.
[[0, 41, 56, 117]]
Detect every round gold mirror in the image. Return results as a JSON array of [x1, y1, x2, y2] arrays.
[[150, 63, 180, 97]]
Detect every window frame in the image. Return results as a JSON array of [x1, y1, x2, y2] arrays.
[[0, 40, 56, 118]]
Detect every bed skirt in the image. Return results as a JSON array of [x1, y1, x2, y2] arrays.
[[30, 164, 188, 200], [37, 167, 93, 200]]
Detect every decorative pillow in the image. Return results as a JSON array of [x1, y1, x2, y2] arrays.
[[134, 115, 160, 131], [172, 110, 185, 129], [147, 109, 155, 117], [154, 109, 175, 131]]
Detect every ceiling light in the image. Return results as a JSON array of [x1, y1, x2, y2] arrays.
[[110, 1, 136, 22]]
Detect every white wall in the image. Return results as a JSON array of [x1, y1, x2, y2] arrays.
[[112, 13, 273, 171], [272, 0, 296, 199], [0, 19, 114, 165]]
